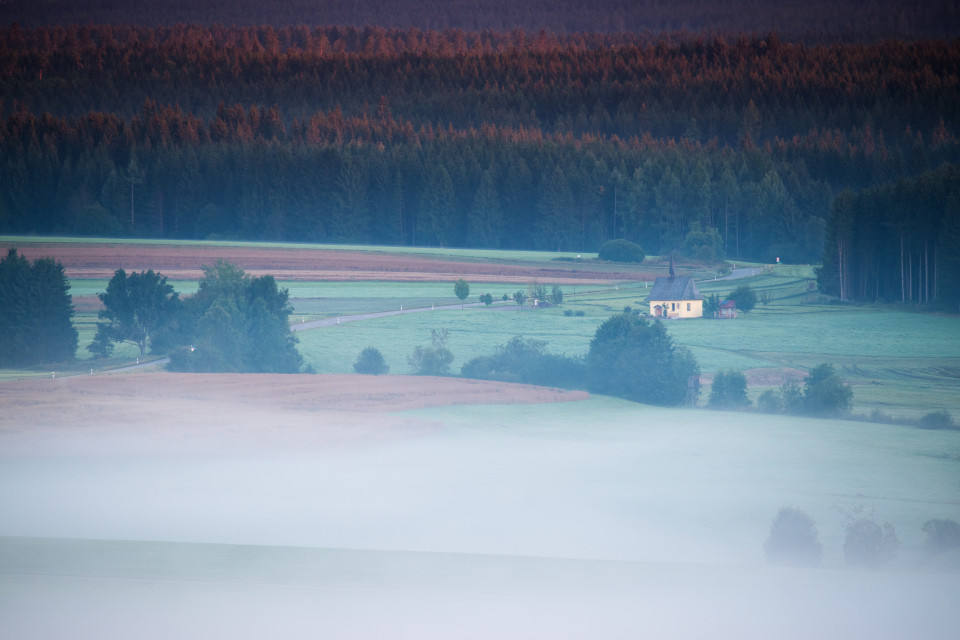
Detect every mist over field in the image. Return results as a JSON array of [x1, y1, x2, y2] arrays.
[[2, 390, 959, 639]]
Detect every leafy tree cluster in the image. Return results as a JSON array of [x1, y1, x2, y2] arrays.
[[758, 363, 853, 417], [459, 311, 699, 406], [585, 311, 700, 405], [408, 329, 454, 375], [89, 268, 180, 358], [460, 336, 584, 389], [708, 369, 750, 408], [165, 260, 304, 372], [598, 239, 645, 263], [818, 164, 960, 310], [3, 27, 960, 261], [0, 248, 78, 366], [726, 284, 757, 314], [843, 515, 900, 568], [764, 507, 822, 567], [353, 346, 389, 374], [4, 0, 956, 39], [921, 519, 960, 557]]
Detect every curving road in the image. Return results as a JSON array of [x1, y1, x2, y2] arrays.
[[290, 299, 513, 331]]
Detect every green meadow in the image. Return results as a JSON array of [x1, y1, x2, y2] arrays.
[[6, 238, 959, 419], [31, 240, 956, 420], [288, 264, 960, 420]]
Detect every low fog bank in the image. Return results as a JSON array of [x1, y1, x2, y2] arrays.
[[3, 402, 957, 567], [2, 396, 959, 637], [2, 537, 959, 640]]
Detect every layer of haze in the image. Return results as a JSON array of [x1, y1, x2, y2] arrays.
[[2, 395, 959, 638]]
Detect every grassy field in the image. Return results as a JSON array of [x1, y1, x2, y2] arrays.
[[5, 238, 960, 418], [292, 268, 960, 419]]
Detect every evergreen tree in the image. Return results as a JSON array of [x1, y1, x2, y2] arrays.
[[0, 248, 78, 366]]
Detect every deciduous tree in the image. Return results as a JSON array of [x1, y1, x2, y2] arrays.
[[89, 268, 180, 358], [167, 260, 304, 373], [727, 284, 757, 313], [408, 329, 454, 375], [353, 346, 389, 375], [454, 278, 470, 308], [709, 369, 750, 408], [585, 311, 700, 406]]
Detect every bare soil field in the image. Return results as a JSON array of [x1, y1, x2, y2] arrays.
[[0, 373, 588, 455], [5, 242, 650, 284]]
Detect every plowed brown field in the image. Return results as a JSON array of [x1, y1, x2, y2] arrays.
[[6, 242, 650, 284], [0, 373, 589, 454]]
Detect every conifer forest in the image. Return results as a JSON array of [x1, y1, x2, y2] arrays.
[[2, 1, 960, 306]]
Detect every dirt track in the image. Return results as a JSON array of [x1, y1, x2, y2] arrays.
[[6, 243, 651, 284]]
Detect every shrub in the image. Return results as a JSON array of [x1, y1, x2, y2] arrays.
[[763, 507, 822, 567], [459, 335, 584, 389], [550, 285, 564, 306], [598, 239, 645, 263], [702, 293, 721, 318], [757, 389, 783, 413], [353, 347, 389, 375], [919, 410, 955, 430], [921, 519, 960, 555], [408, 329, 454, 375], [709, 369, 751, 409], [843, 518, 899, 567], [479, 293, 494, 306], [727, 284, 757, 314], [803, 363, 853, 416]]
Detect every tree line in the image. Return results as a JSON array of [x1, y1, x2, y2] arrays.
[[0, 248, 77, 367], [2, 25, 959, 263], [0, 248, 307, 372], [818, 163, 960, 310]]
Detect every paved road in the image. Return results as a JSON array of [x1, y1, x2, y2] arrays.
[[92, 300, 515, 375], [713, 267, 763, 281], [88, 287, 611, 376]]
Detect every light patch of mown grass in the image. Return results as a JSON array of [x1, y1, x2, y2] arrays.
[[69, 278, 200, 298], [668, 311, 960, 364]]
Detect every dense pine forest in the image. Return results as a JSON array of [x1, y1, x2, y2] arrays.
[[1, 21, 960, 306], [819, 164, 960, 306]]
